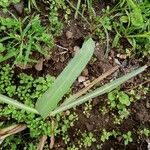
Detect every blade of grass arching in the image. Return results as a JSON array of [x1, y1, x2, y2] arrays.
[[24, 36, 33, 66], [0, 94, 39, 114], [50, 65, 147, 116], [74, 0, 81, 19], [35, 38, 95, 119], [0, 51, 17, 63], [62, 65, 119, 106]]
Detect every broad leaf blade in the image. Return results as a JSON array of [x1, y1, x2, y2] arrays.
[[50, 65, 147, 116], [36, 38, 95, 118]]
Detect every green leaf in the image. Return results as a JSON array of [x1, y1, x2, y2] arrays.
[[0, 43, 5, 52], [118, 92, 130, 106], [36, 38, 95, 118], [108, 91, 116, 101], [130, 8, 143, 27], [50, 65, 147, 116], [0, 94, 38, 114], [120, 16, 128, 23]]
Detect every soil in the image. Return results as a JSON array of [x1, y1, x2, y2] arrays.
[[0, 1, 150, 150]]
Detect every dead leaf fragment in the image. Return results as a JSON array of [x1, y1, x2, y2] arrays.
[[37, 135, 47, 150], [0, 124, 26, 144], [66, 31, 73, 39], [35, 58, 44, 71], [49, 135, 55, 149]]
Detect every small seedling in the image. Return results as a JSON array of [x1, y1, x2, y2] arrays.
[[122, 131, 133, 145], [140, 128, 150, 137], [100, 129, 112, 142], [81, 132, 96, 148], [108, 88, 132, 123]]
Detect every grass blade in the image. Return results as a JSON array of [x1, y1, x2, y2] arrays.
[[50, 65, 147, 116], [0, 94, 38, 114], [62, 65, 119, 106], [36, 38, 95, 118]]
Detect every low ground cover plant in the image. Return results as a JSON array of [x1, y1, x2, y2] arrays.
[[0, 14, 54, 65]]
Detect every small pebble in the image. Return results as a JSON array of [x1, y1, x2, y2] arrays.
[[78, 76, 86, 83], [117, 136, 122, 142], [66, 31, 73, 39]]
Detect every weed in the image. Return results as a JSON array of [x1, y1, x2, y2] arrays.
[[99, 106, 109, 115], [112, 0, 150, 56], [81, 131, 96, 148], [1, 135, 22, 150], [100, 129, 120, 142], [83, 101, 92, 118], [122, 131, 133, 145], [140, 128, 150, 137], [53, 111, 78, 146], [108, 88, 132, 124], [0, 15, 54, 65], [0, 65, 55, 138], [100, 129, 112, 142], [0, 0, 20, 8]]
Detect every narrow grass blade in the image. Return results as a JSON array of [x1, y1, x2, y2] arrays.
[[74, 0, 81, 19], [50, 65, 147, 116], [36, 38, 95, 118], [62, 66, 119, 106], [0, 94, 38, 114]]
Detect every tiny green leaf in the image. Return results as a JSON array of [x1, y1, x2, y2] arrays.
[[119, 92, 130, 106], [108, 92, 116, 101]]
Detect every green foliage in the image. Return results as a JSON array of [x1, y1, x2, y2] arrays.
[[122, 131, 133, 145], [112, 0, 150, 56], [1, 135, 22, 150], [55, 111, 78, 135], [48, 0, 66, 36], [108, 88, 132, 123], [93, 0, 150, 56], [0, 64, 16, 97], [0, 64, 55, 137], [0, 64, 79, 148], [81, 131, 96, 148], [67, 145, 79, 150], [100, 129, 133, 145], [83, 101, 92, 118], [94, 6, 112, 38], [100, 129, 112, 142], [1, 134, 39, 150], [100, 129, 120, 142], [0, 15, 54, 65], [140, 128, 150, 137], [0, 0, 20, 8], [50, 65, 146, 116]]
